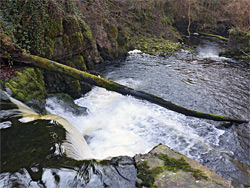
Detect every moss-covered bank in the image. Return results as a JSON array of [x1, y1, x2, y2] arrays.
[[219, 29, 250, 62], [0, 0, 98, 101], [0, 0, 182, 103], [134, 37, 181, 56], [1, 0, 248, 108]]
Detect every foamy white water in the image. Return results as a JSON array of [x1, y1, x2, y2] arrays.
[[195, 38, 235, 62], [46, 79, 225, 160], [128, 49, 142, 54]]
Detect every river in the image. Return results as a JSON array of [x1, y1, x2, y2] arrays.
[[1, 36, 249, 187]]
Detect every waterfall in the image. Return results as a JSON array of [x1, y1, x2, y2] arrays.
[[9, 95, 93, 160]]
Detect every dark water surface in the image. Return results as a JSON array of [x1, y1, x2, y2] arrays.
[[97, 37, 249, 120]]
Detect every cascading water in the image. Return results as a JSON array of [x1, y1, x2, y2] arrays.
[[46, 36, 250, 186], [9, 93, 93, 160], [1, 36, 249, 187], [46, 86, 225, 161], [1, 91, 137, 188]]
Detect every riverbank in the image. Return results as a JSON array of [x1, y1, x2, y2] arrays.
[[0, 0, 181, 108], [1, 0, 249, 106], [1, 1, 250, 187]]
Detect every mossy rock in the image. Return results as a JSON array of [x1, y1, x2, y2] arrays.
[[133, 37, 181, 56], [44, 16, 63, 39], [66, 78, 82, 99], [62, 15, 81, 35], [80, 19, 94, 43], [80, 82, 92, 95], [66, 55, 87, 71], [117, 29, 130, 48], [3, 68, 47, 107], [108, 24, 118, 41], [135, 144, 232, 188], [221, 29, 250, 62], [63, 34, 70, 49], [71, 32, 84, 48], [42, 36, 55, 59]]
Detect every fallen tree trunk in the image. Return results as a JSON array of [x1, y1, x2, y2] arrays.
[[0, 34, 248, 123], [198, 32, 228, 41], [10, 54, 250, 123]]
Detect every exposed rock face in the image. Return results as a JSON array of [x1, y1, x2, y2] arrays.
[[98, 156, 137, 188], [135, 144, 232, 188]]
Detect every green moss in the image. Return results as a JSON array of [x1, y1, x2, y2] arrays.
[[41, 36, 55, 58], [79, 19, 93, 41], [71, 32, 84, 47], [94, 76, 122, 91], [137, 161, 163, 188], [73, 55, 87, 71], [108, 24, 118, 40], [244, 183, 250, 187], [199, 32, 228, 41], [134, 37, 181, 56], [16, 92, 25, 101], [104, 19, 109, 24], [80, 19, 91, 32], [3, 68, 47, 103], [63, 34, 70, 48], [83, 30, 93, 43], [158, 154, 208, 180], [229, 28, 238, 35], [45, 16, 63, 38], [68, 79, 81, 95], [137, 153, 209, 187]]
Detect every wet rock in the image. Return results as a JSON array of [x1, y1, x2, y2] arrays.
[[46, 93, 88, 116], [26, 98, 47, 115], [135, 144, 232, 188], [80, 82, 92, 95], [99, 156, 137, 188]]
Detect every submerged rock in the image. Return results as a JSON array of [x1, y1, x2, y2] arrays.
[[135, 144, 232, 188]]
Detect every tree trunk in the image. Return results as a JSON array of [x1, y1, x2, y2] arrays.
[[199, 32, 228, 41], [0, 34, 248, 124]]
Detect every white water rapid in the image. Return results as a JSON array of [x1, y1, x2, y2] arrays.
[[46, 78, 225, 161]]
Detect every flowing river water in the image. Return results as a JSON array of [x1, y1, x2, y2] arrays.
[[1, 36, 250, 187]]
